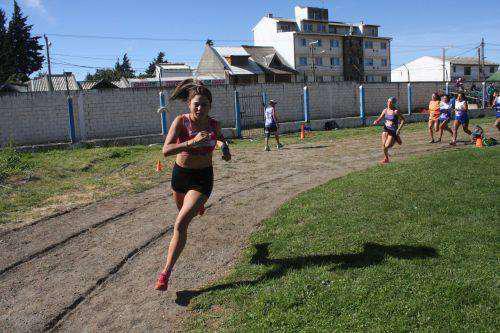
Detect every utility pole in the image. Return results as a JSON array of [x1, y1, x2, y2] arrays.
[[442, 47, 446, 82], [477, 47, 481, 81], [480, 38, 485, 81], [44, 34, 54, 91], [309, 40, 319, 83]]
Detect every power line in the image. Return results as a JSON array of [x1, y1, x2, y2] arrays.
[[46, 33, 251, 43]]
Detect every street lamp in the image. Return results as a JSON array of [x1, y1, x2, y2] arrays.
[[309, 40, 319, 82]]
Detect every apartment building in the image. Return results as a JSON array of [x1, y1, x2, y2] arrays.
[[391, 56, 499, 82], [253, 6, 392, 83]]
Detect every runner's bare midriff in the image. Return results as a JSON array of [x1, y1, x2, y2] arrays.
[[176, 153, 213, 169]]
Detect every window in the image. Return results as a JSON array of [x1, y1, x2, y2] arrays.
[[464, 66, 471, 75], [490, 67, 496, 74], [330, 57, 340, 66], [381, 76, 388, 82], [299, 57, 308, 66], [365, 58, 374, 66], [330, 39, 339, 48], [381, 58, 388, 67], [366, 75, 375, 82], [301, 38, 307, 47], [316, 24, 322, 32], [317, 39, 322, 47], [329, 25, 336, 34], [380, 42, 387, 50], [315, 57, 323, 66], [453, 66, 457, 73], [304, 23, 313, 32], [317, 76, 324, 82], [364, 41, 373, 49], [321, 25, 326, 33]]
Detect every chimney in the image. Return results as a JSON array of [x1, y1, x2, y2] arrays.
[[267, 13, 273, 18]]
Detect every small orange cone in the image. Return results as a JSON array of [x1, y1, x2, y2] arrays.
[[156, 160, 164, 172], [300, 123, 305, 140], [475, 138, 484, 148]]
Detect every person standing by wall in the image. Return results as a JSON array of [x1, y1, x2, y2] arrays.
[[264, 100, 284, 151], [487, 83, 496, 107]]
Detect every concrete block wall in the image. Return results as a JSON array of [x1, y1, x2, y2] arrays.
[[1, 81, 485, 147], [78, 88, 161, 140], [411, 82, 446, 111], [0, 91, 69, 146], [308, 82, 359, 120]]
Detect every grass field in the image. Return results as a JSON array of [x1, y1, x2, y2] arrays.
[[0, 117, 496, 224], [185, 147, 499, 331]]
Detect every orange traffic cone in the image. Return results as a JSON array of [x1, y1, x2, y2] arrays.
[[475, 137, 484, 148], [156, 160, 164, 172], [300, 123, 305, 140]]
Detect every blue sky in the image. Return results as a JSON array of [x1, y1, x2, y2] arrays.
[[1, 0, 499, 80]]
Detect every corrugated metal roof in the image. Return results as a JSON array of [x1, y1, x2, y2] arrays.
[[157, 63, 191, 70], [211, 46, 264, 75], [30, 74, 79, 91], [241, 45, 298, 74], [112, 78, 130, 88], [431, 56, 499, 66], [213, 46, 250, 57]]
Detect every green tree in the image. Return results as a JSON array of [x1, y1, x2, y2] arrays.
[[0, 9, 9, 82], [119, 53, 135, 78], [4, 1, 44, 82], [85, 68, 120, 82], [144, 51, 166, 77]]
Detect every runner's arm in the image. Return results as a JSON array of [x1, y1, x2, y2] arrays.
[[272, 108, 279, 125], [396, 111, 405, 135], [373, 109, 385, 125], [215, 122, 231, 161]]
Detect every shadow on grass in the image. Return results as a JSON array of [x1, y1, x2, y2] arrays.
[[175, 242, 438, 306]]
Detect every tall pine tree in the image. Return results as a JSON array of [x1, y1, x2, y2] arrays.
[[0, 9, 8, 83], [144, 51, 166, 77], [119, 53, 135, 78], [5, 1, 44, 82]]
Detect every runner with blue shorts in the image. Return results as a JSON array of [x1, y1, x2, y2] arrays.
[[493, 91, 500, 131], [451, 93, 472, 145], [437, 94, 453, 142]]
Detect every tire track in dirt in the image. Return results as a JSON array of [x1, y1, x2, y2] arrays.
[[44, 225, 174, 332], [0, 197, 160, 275], [0, 206, 142, 276]]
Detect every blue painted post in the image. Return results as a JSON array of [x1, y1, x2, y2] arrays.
[[407, 82, 413, 115], [234, 90, 242, 138], [67, 96, 77, 143], [262, 91, 268, 106], [445, 82, 449, 95], [358, 85, 365, 125], [159, 91, 168, 136], [482, 82, 486, 108], [303, 86, 310, 122]]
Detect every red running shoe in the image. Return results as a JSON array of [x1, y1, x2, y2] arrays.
[[155, 271, 171, 291], [380, 157, 390, 164]]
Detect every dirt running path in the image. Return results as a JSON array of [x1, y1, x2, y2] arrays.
[[0, 128, 490, 332]]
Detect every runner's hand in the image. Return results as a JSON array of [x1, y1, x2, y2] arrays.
[[190, 131, 210, 147]]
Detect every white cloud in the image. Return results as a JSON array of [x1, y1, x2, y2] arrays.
[[23, 0, 45, 11], [20, 0, 55, 23]]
